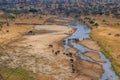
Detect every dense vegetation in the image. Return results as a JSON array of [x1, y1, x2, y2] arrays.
[[0, 0, 120, 18]]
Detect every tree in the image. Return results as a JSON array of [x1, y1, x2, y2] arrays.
[[65, 10, 70, 17], [91, 9, 98, 15], [12, 10, 21, 18], [29, 8, 38, 14], [105, 11, 110, 16], [94, 23, 99, 27], [0, 24, 3, 31], [0, 13, 16, 26], [8, 15, 16, 21], [89, 20, 95, 24]]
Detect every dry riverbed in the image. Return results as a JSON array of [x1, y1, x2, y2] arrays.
[[0, 24, 103, 80], [0, 25, 76, 80]]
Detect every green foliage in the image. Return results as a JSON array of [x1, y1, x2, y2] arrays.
[[91, 10, 97, 15], [8, 15, 16, 20], [94, 23, 99, 27], [105, 11, 110, 16], [0, 24, 3, 30], [83, 9, 90, 15], [98, 10, 104, 15], [12, 10, 21, 15], [3, 9, 29, 17], [83, 21, 86, 24], [111, 8, 118, 14], [89, 20, 95, 24], [29, 8, 38, 13], [3, 10, 21, 15], [75, 14, 79, 18], [58, 4, 64, 11], [0, 13, 16, 21], [116, 23, 120, 26], [65, 10, 70, 17], [91, 9, 104, 15]]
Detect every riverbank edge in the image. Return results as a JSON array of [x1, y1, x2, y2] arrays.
[[90, 32, 120, 77], [64, 24, 103, 79], [79, 19, 120, 77]]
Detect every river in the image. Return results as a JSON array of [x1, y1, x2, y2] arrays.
[[64, 20, 119, 80]]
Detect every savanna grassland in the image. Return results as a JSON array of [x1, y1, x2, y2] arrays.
[[0, 12, 52, 80], [0, 0, 120, 79]]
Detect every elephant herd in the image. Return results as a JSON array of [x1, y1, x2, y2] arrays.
[[48, 43, 76, 73]]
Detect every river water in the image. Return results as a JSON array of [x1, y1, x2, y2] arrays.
[[64, 21, 119, 80]]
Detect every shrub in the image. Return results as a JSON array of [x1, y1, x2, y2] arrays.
[[0, 24, 3, 30], [94, 23, 99, 27], [102, 19, 106, 22], [89, 20, 95, 24]]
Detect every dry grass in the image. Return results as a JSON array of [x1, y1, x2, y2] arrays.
[[81, 15, 120, 76], [0, 25, 33, 45], [0, 25, 74, 80], [36, 75, 54, 80], [0, 14, 52, 80], [14, 15, 51, 24], [0, 14, 51, 45], [74, 56, 103, 80]]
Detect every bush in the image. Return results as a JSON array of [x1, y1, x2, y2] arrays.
[[89, 20, 95, 24], [29, 8, 38, 13], [0, 24, 3, 30], [9, 15, 16, 20], [102, 19, 106, 22], [94, 23, 99, 27]]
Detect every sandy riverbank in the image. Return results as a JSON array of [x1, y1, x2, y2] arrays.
[[79, 39, 100, 51], [78, 39, 105, 63]]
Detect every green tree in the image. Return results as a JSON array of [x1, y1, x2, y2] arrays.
[[105, 11, 110, 16], [8, 15, 16, 21], [0, 24, 3, 31], [29, 8, 38, 13], [12, 10, 21, 18], [94, 23, 99, 27], [65, 10, 70, 17], [89, 20, 95, 24], [0, 13, 16, 26]]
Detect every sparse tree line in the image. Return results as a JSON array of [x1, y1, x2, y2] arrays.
[[82, 17, 99, 28], [0, 8, 41, 30]]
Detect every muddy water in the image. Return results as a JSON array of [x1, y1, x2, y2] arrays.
[[64, 21, 119, 80]]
